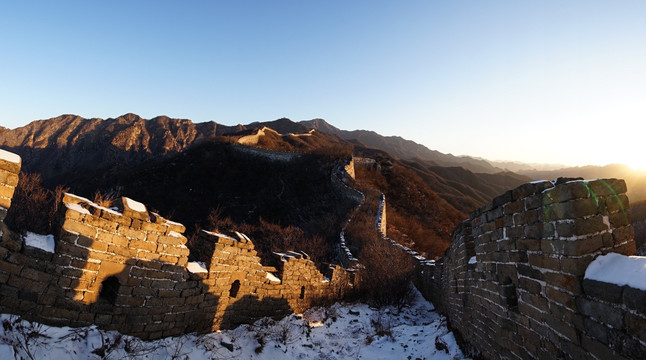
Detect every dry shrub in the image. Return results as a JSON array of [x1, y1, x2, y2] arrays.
[[342, 189, 415, 306], [357, 235, 415, 308], [387, 209, 450, 258], [354, 159, 463, 259], [187, 208, 330, 265], [92, 189, 119, 208], [237, 219, 328, 265], [5, 172, 68, 235], [205, 206, 235, 232]]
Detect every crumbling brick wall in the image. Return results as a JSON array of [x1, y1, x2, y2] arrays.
[[423, 178, 645, 359], [0, 149, 354, 340], [0, 149, 20, 221]]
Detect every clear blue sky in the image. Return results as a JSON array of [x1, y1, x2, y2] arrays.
[[1, 1, 645, 168]]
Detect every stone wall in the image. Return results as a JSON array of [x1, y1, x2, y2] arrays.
[[0, 149, 20, 221], [344, 158, 355, 180], [333, 161, 363, 268], [422, 178, 645, 359], [0, 149, 354, 340], [233, 143, 301, 162], [376, 194, 387, 237]]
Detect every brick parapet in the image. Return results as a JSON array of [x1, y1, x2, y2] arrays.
[[425, 178, 643, 359], [0, 148, 21, 221], [0, 149, 355, 340], [371, 179, 643, 358]]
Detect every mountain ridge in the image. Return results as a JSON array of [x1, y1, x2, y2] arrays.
[[300, 118, 504, 174]]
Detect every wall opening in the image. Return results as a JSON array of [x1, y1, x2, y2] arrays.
[[99, 276, 120, 305], [229, 280, 240, 298], [500, 279, 518, 312], [300, 286, 305, 299]]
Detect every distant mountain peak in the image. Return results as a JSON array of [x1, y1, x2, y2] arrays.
[[299, 119, 504, 174], [300, 119, 342, 135]]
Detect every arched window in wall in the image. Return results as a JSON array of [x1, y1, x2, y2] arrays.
[[99, 276, 120, 305], [229, 280, 241, 298]]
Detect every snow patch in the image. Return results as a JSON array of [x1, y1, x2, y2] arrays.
[[235, 231, 251, 241], [266, 272, 281, 284], [165, 219, 183, 227], [468, 256, 477, 265], [585, 252, 646, 290], [202, 230, 236, 240], [168, 230, 183, 238], [187, 261, 208, 274], [0, 149, 20, 164], [23, 232, 55, 253], [124, 197, 147, 213], [65, 202, 91, 215]]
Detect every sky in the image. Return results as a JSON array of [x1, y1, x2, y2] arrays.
[[1, 1, 645, 168]]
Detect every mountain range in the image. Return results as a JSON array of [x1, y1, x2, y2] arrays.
[[1, 113, 644, 257], [0, 114, 537, 212]]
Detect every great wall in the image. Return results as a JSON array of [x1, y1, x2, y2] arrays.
[[1, 147, 646, 358], [423, 177, 646, 359], [346, 157, 646, 359], [0, 149, 354, 340]]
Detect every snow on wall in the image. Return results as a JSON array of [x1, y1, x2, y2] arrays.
[[584, 252, 646, 291], [0, 149, 21, 164]]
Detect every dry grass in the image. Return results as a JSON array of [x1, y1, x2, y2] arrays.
[[5, 172, 68, 235]]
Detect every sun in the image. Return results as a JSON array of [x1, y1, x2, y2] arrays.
[[623, 154, 646, 172]]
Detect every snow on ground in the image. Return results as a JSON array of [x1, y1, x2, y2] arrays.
[[585, 252, 646, 290], [22, 232, 55, 253], [0, 286, 467, 359]]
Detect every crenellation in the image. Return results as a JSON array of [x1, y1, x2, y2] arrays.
[[398, 177, 646, 359], [0, 149, 356, 339]]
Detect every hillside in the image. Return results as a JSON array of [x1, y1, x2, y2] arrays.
[[301, 118, 504, 174], [1, 113, 540, 260]]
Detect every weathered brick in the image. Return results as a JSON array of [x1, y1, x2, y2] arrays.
[[577, 297, 623, 328], [623, 286, 646, 313], [0, 169, 19, 187], [543, 182, 590, 205], [84, 215, 119, 232], [107, 244, 137, 257], [62, 219, 97, 238], [582, 279, 623, 303], [606, 194, 629, 213], [587, 179, 627, 197], [559, 255, 594, 276], [129, 239, 157, 252], [528, 254, 560, 271], [0, 184, 16, 199], [119, 227, 146, 241], [625, 313, 646, 342], [0, 197, 11, 209], [612, 226, 634, 245], [544, 272, 581, 294]]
